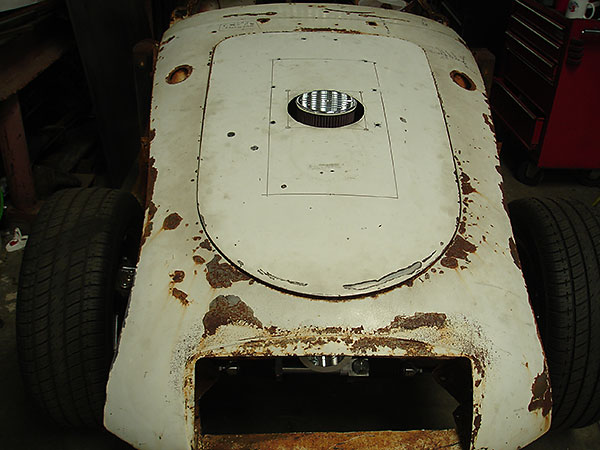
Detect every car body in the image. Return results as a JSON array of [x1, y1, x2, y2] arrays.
[[104, 4, 550, 449]]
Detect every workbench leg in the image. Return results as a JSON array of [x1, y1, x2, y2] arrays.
[[0, 94, 37, 212]]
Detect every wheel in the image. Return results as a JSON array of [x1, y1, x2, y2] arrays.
[[16, 188, 142, 428], [509, 198, 600, 430], [516, 160, 543, 186]]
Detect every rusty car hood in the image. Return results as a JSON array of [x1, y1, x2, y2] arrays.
[[197, 32, 459, 297], [105, 5, 550, 450]]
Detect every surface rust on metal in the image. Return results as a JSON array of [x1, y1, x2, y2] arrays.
[[203, 295, 263, 336], [509, 237, 521, 269], [528, 369, 552, 417], [205, 255, 251, 288], [223, 11, 277, 17], [297, 27, 365, 34], [172, 287, 189, 306], [257, 18, 270, 23], [163, 212, 183, 230], [441, 235, 477, 270], [459, 172, 476, 195], [193, 255, 206, 265], [147, 156, 158, 206], [483, 113, 495, 135], [170, 270, 185, 283], [381, 312, 447, 331], [472, 407, 482, 445], [141, 200, 157, 247], [199, 429, 460, 450], [199, 239, 213, 251]]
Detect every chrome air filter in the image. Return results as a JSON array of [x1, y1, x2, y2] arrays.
[[288, 90, 364, 128]]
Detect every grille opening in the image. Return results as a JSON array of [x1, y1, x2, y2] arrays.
[[196, 356, 472, 442]]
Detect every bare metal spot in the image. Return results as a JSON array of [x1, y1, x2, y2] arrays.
[[203, 295, 262, 336], [162, 213, 183, 230]]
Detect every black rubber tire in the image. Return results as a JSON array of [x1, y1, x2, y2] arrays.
[[16, 188, 142, 428], [509, 197, 600, 430]]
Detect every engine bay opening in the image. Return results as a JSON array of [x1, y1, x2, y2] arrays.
[[195, 356, 472, 446]]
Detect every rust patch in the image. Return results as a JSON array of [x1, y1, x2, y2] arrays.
[[141, 200, 157, 247], [509, 237, 521, 269], [458, 219, 467, 235], [382, 312, 447, 331], [203, 295, 263, 336], [472, 410, 482, 444], [163, 212, 183, 230], [350, 336, 434, 356], [205, 255, 251, 288], [528, 370, 552, 416], [146, 156, 158, 205], [483, 113, 496, 135], [223, 11, 277, 17], [199, 430, 460, 450], [440, 257, 459, 269], [148, 128, 156, 142], [367, 20, 377, 26], [445, 235, 477, 262], [172, 287, 189, 306], [170, 270, 185, 283], [257, 18, 270, 23], [193, 255, 206, 265], [199, 239, 213, 251], [460, 172, 476, 195], [297, 27, 363, 34]]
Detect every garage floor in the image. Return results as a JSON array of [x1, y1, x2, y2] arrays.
[[1, 148, 600, 449]]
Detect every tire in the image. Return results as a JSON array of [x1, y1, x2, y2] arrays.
[[16, 188, 142, 428], [509, 197, 600, 430]]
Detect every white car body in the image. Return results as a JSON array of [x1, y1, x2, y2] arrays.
[[105, 4, 550, 449]]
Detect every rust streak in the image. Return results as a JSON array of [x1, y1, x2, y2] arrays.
[[203, 295, 263, 336], [162, 212, 183, 230], [205, 255, 251, 288], [528, 370, 552, 416]]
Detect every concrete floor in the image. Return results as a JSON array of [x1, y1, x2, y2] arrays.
[[1, 148, 599, 449]]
